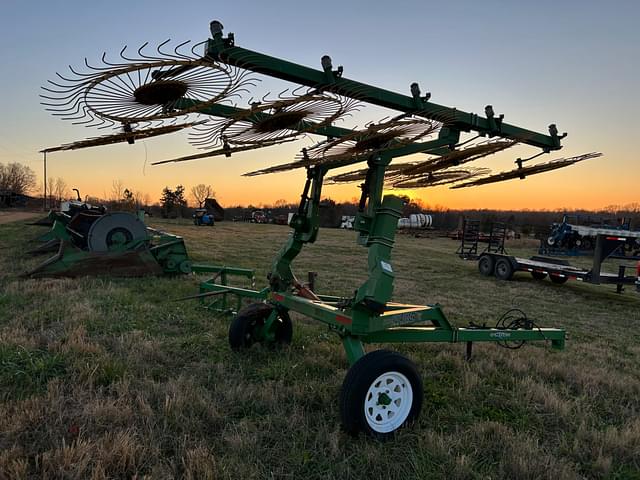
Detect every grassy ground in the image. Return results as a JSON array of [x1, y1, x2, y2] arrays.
[[1, 217, 639, 479]]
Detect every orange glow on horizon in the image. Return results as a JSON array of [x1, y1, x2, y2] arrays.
[[37, 133, 637, 212]]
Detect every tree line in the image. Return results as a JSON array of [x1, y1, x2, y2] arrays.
[[2, 161, 638, 234]]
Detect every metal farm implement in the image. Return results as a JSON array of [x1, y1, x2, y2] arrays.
[[541, 214, 640, 257], [26, 208, 195, 278], [26, 191, 254, 280], [40, 20, 605, 438]]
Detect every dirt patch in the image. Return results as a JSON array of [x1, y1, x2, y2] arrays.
[[0, 210, 41, 225]]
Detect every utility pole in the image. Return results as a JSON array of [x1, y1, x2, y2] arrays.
[[43, 151, 47, 210]]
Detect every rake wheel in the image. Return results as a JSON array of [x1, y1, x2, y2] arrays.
[[399, 140, 517, 177], [306, 117, 440, 164], [391, 167, 492, 189], [243, 116, 441, 176], [189, 91, 359, 149], [326, 165, 491, 189], [41, 121, 203, 153], [450, 152, 602, 189], [41, 41, 256, 128]]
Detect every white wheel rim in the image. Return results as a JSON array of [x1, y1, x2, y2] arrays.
[[364, 371, 413, 433]]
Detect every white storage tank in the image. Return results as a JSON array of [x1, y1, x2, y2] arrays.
[[398, 213, 432, 229], [398, 218, 411, 229]]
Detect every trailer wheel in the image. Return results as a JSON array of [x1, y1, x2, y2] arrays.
[[478, 256, 495, 276], [549, 274, 568, 284], [340, 350, 423, 441], [531, 271, 547, 280], [229, 302, 292, 350], [581, 237, 593, 250], [494, 258, 514, 280]]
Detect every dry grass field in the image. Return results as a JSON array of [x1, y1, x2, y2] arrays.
[[1, 216, 639, 479]]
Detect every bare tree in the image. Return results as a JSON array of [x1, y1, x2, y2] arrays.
[[0, 162, 37, 195], [111, 179, 125, 203], [190, 183, 215, 208], [54, 177, 68, 203], [626, 203, 640, 213]]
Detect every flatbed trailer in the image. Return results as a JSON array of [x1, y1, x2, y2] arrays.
[[478, 235, 640, 293]]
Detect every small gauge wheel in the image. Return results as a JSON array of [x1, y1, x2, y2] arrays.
[[228, 302, 292, 350]]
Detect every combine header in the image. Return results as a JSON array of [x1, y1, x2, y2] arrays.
[[40, 19, 606, 438]]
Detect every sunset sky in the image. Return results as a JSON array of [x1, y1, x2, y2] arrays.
[[0, 0, 637, 210]]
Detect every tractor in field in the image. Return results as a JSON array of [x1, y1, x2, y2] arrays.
[[193, 208, 215, 226], [250, 210, 268, 223]]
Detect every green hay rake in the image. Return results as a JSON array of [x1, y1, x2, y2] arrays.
[[39, 20, 597, 439]]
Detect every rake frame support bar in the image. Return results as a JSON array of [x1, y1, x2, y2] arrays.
[[206, 28, 564, 152]]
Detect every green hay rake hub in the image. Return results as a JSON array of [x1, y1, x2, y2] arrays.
[[41, 20, 573, 439]]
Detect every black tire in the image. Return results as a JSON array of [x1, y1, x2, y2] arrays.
[[494, 258, 514, 280], [340, 350, 423, 441], [478, 256, 495, 277], [531, 271, 547, 280], [228, 302, 292, 351], [581, 237, 593, 251], [549, 274, 568, 284]]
